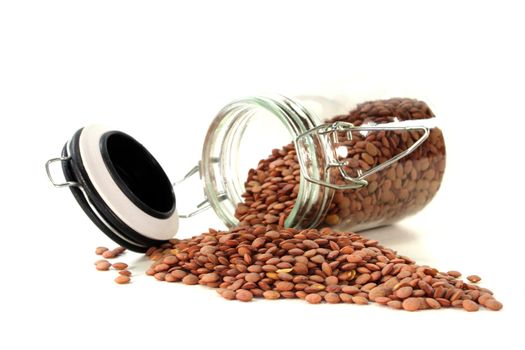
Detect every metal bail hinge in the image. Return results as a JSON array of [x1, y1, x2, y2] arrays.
[[294, 121, 430, 190], [174, 163, 227, 219]]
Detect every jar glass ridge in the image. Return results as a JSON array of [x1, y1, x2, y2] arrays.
[[201, 95, 322, 229]]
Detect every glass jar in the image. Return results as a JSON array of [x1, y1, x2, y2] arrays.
[[46, 95, 445, 252], [201, 95, 446, 232]]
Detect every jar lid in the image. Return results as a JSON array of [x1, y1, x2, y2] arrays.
[[48, 125, 179, 252]]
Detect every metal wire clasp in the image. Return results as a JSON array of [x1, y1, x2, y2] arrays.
[[45, 157, 80, 188], [294, 121, 430, 190]]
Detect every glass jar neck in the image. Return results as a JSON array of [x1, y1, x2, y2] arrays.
[[201, 95, 331, 229]]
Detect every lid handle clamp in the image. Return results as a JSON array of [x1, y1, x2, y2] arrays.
[[295, 121, 430, 190], [45, 157, 80, 188]]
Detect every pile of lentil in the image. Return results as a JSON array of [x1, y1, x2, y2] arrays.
[[235, 98, 446, 229], [143, 226, 502, 311]]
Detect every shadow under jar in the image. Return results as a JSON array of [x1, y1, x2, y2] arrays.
[[202, 96, 446, 232]]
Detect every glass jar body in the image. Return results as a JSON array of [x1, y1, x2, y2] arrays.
[[201, 95, 446, 232]]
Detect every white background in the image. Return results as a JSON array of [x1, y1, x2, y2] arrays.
[[1, 1, 523, 349]]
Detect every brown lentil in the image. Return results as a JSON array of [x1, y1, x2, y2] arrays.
[[467, 275, 481, 283], [325, 276, 338, 286], [485, 299, 503, 311], [263, 290, 280, 300], [102, 250, 116, 259], [201, 272, 220, 283], [114, 275, 130, 284], [387, 300, 403, 309], [182, 274, 199, 285], [236, 289, 253, 302], [339, 293, 353, 303], [352, 296, 369, 305], [324, 292, 341, 304], [368, 286, 388, 301], [305, 293, 323, 304], [462, 299, 480, 312], [113, 246, 126, 254], [95, 260, 111, 271], [395, 286, 413, 299], [478, 293, 493, 306], [95, 247, 108, 255], [219, 289, 236, 300], [447, 271, 462, 278], [425, 298, 441, 309], [374, 297, 391, 304], [402, 297, 421, 311], [112, 262, 128, 270]]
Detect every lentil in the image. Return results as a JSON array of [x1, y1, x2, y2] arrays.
[[95, 260, 111, 271], [236, 289, 253, 302], [95, 247, 108, 255], [114, 275, 130, 284], [485, 299, 503, 311], [112, 262, 128, 270], [462, 300, 480, 312], [305, 293, 323, 304], [467, 275, 481, 283]]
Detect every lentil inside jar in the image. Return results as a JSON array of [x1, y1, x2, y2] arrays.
[[234, 98, 446, 230]]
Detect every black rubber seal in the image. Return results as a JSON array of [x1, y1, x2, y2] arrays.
[[61, 142, 148, 252], [99, 131, 176, 219], [62, 128, 168, 252]]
